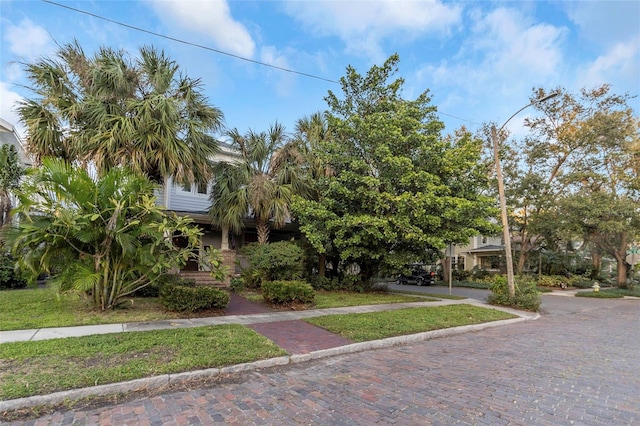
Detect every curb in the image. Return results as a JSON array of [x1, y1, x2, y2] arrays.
[[0, 314, 537, 413]]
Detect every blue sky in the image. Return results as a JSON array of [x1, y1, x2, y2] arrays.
[[1, 0, 638, 142]]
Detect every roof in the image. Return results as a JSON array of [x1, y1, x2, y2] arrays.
[[466, 244, 505, 254]]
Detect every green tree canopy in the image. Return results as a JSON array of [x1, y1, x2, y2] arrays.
[[17, 40, 223, 186], [293, 54, 496, 284], [507, 85, 639, 286], [5, 159, 200, 310]]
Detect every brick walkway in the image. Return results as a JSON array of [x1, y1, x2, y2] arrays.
[[227, 293, 354, 354], [8, 296, 639, 425]]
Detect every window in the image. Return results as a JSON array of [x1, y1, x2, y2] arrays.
[[178, 181, 209, 195], [197, 181, 208, 194]]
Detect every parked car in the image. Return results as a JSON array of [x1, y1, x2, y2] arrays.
[[397, 263, 436, 286]]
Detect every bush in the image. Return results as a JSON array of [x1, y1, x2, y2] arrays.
[[261, 280, 315, 305], [229, 276, 245, 293], [537, 275, 571, 288], [131, 274, 194, 298], [240, 242, 306, 285], [160, 284, 230, 312], [0, 255, 27, 290], [487, 275, 541, 312], [470, 266, 492, 282], [452, 269, 471, 281], [308, 275, 343, 291]]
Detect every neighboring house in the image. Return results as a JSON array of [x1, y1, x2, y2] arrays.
[[0, 118, 31, 166], [0, 118, 31, 228], [451, 235, 505, 272]]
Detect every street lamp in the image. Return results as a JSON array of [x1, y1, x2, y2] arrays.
[[492, 92, 559, 297]]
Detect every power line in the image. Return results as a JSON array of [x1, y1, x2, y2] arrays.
[[41, 0, 340, 84], [41, 0, 476, 125]]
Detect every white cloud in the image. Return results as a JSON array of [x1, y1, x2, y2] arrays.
[[283, 0, 461, 61], [0, 81, 26, 139], [565, 1, 640, 47], [578, 40, 640, 90], [146, 0, 255, 58], [416, 7, 566, 117], [259, 46, 295, 98], [3, 18, 54, 61]]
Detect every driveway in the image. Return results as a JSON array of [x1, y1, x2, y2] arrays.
[[9, 294, 639, 425]]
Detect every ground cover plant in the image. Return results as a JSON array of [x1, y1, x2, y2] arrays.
[[576, 287, 640, 298], [0, 325, 286, 400], [305, 305, 516, 342]]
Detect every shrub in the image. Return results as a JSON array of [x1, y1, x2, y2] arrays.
[[0, 255, 27, 290], [229, 276, 245, 293], [537, 275, 571, 288], [487, 275, 541, 311], [240, 242, 306, 285], [160, 284, 230, 312], [452, 269, 471, 281], [470, 266, 492, 281], [131, 274, 194, 298], [261, 280, 315, 305]]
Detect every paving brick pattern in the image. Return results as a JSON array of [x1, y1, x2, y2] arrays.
[[226, 294, 355, 354], [9, 297, 640, 425], [248, 320, 354, 354]]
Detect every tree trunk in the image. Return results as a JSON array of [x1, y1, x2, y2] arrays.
[[318, 253, 326, 278], [256, 219, 270, 245], [0, 193, 11, 228], [614, 251, 629, 288], [516, 234, 531, 275], [590, 252, 602, 279], [442, 257, 451, 284]]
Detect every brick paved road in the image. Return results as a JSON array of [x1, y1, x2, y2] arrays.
[[10, 296, 640, 425]]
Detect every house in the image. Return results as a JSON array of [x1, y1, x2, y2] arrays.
[[450, 235, 505, 272]]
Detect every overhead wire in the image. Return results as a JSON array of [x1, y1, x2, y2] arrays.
[[41, 0, 476, 125], [41, 0, 339, 84]]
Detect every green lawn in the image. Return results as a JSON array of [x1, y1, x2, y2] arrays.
[[240, 289, 433, 307], [0, 325, 285, 400], [0, 287, 195, 331], [306, 305, 516, 342]]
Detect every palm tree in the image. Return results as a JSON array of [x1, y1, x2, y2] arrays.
[[290, 113, 336, 277], [0, 144, 24, 228], [209, 123, 302, 244], [17, 40, 223, 186]]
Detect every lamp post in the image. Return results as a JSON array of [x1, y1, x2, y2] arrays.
[[492, 92, 559, 297]]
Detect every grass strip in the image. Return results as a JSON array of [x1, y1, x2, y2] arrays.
[[391, 290, 466, 300], [0, 324, 286, 400], [242, 290, 432, 307], [305, 305, 516, 342]]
